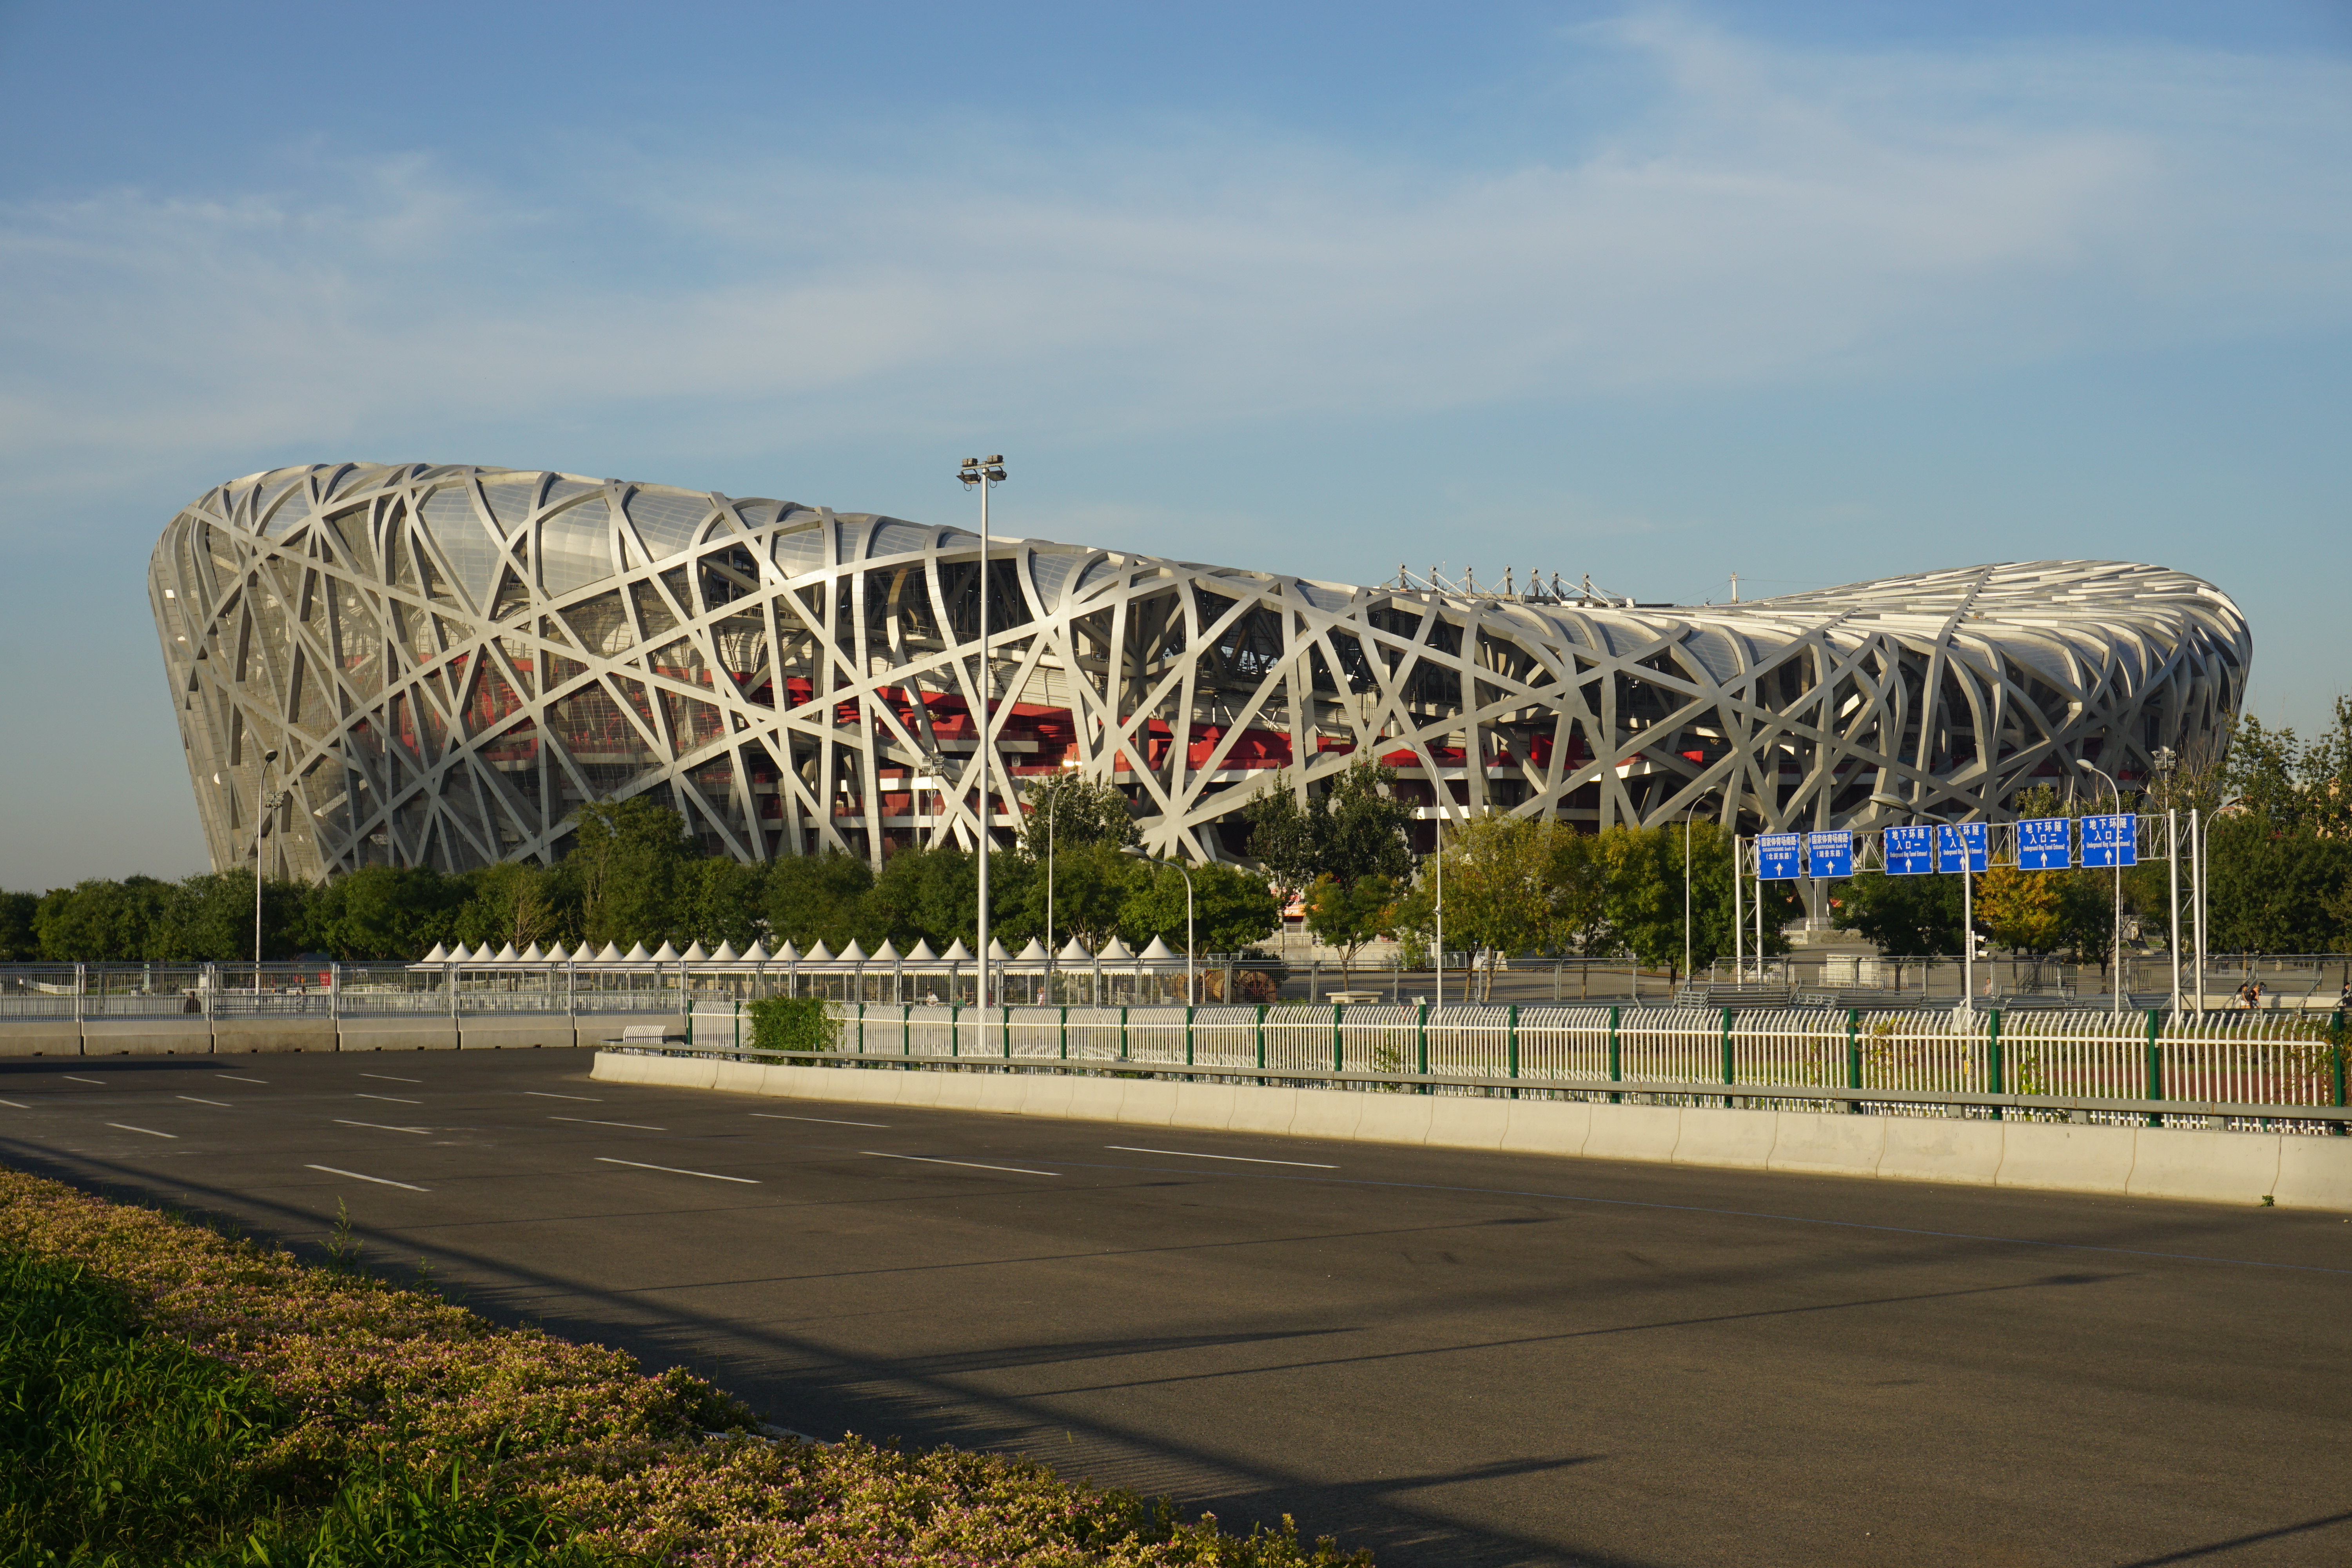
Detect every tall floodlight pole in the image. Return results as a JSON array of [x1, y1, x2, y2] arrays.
[[1733, 834, 1744, 981], [957, 455, 1007, 1004], [2078, 759, 2125, 1016], [1433, 813, 1446, 1011], [1682, 805, 1696, 986], [2191, 806, 2205, 1011], [2152, 747, 2180, 1019], [253, 747, 280, 973]]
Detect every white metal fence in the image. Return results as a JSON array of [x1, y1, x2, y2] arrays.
[[684, 1000, 2351, 1134]]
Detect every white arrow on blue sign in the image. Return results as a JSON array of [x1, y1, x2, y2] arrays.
[[2082, 813, 2137, 868], [1884, 824, 1933, 875], [2018, 817, 2072, 871], [1804, 831, 1854, 878], [1935, 822, 1988, 873]]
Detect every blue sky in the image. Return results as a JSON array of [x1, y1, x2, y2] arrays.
[[2, 1, 2347, 887]]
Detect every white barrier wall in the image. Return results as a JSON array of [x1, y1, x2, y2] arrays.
[[591, 1054, 2352, 1213]]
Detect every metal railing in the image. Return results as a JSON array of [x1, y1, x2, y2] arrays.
[[675, 1000, 2352, 1136]]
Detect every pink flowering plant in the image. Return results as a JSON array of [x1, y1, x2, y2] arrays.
[[0, 1166, 1368, 1567]]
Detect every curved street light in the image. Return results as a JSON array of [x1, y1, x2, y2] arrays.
[[956, 456, 1007, 1005], [2076, 758, 2126, 1016]]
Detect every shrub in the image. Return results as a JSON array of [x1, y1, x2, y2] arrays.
[[746, 994, 842, 1054]]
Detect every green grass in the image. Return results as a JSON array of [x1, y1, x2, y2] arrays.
[[0, 1248, 606, 1568]]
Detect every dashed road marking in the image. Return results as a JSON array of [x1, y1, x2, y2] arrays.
[[106, 1123, 176, 1139], [334, 1118, 431, 1135], [356, 1093, 422, 1105], [177, 1096, 234, 1108], [593, 1156, 757, 1184], [754, 1112, 889, 1128], [550, 1115, 665, 1131], [305, 1164, 428, 1191], [1106, 1145, 1338, 1169], [862, 1151, 1060, 1177]]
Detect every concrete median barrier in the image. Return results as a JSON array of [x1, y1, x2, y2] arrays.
[[586, 1054, 2352, 1211], [0, 1019, 82, 1056], [83, 1017, 215, 1055]]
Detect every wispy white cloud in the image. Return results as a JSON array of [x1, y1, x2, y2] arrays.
[[2, 10, 2345, 488]]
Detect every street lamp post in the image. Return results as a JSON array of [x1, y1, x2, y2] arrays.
[[957, 455, 1007, 1005], [253, 747, 282, 973], [1043, 757, 1080, 966], [2077, 759, 2126, 1016], [1682, 803, 1696, 987], [2152, 746, 2180, 1019], [1119, 845, 1195, 1004]]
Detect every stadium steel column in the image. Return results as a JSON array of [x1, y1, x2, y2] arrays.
[[2079, 759, 2125, 1016], [252, 746, 279, 967], [958, 455, 1007, 1004]]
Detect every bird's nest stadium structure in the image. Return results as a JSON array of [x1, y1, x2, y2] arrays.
[[151, 463, 2250, 894]]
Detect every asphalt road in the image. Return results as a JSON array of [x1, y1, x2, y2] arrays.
[[2, 1049, 2348, 1568]]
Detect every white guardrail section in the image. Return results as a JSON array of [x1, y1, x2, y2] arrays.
[[681, 1002, 2352, 1134]]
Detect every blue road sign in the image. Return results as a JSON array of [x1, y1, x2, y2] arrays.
[[1757, 832, 1802, 880], [2082, 813, 2138, 868], [1884, 824, 1933, 875], [1935, 822, 1988, 873], [2018, 817, 2072, 871], [1804, 830, 1854, 879]]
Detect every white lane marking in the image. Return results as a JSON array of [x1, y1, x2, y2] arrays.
[[359, 1073, 421, 1083], [523, 1091, 600, 1101], [64, 1075, 104, 1085], [862, 1151, 1060, 1177], [1105, 1145, 1338, 1169], [177, 1096, 234, 1108], [106, 1123, 176, 1139], [334, 1118, 431, 1136], [0, 1098, 26, 1109], [753, 1112, 889, 1128], [216, 1074, 268, 1083], [549, 1115, 665, 1131], [305, 1164, 428, 1191], [355, 1093, 422, 1104], [593, 1156, 757, 1184]]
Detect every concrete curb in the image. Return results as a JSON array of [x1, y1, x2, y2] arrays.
[[589, 1057, 2352, 1213]]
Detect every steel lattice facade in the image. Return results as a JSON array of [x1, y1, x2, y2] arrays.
[[151, 462, 2250, 885]]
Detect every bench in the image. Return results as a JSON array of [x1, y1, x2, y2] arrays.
[[606, 1022, 688, 1048]]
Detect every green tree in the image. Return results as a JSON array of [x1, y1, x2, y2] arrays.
[[675, 857, 768, 951], [1119, 858, 1281, 957], [566, 796, 696, 948], [1831, 869, 1962, 960], [1304, 873, 1399, 984], [450, 862, 570, 953], [1000, 839, 1130, 952], [1602, 822, 1740, 980], [1241, 760, 1413, 900], [866, 845, 979, 951], [300, 866, 465, 960], [35, 878, 175, 962], [764, 852, 877, 951], [0, 891, 36, 961], [1014, 773, 1136, 860]]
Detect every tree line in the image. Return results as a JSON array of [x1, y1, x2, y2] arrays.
[[5, 701, 2347, 966]]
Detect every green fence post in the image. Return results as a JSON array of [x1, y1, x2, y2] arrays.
[[1120, 1005, 1129, 1061], [1507, 1004, 1519, 1099], [733, 998, 741, 1053], [1846, 1008, 1862, 1114], [949, 1003, 959, 1060], [1333, 1004, 1345, 1074], [1416, 1001, 1429, 1079], [1255, 1004, 1267, 1073], [1003, 1004, 1012, 1062], [2144, 1009, 2163, 1127], [902, 1004, 912, 1057], [1185, 1005, 1195, 1069], [1720, 1006, 1735, 1105], [1986, 1009, 2004, 1122], [1060, 1004, 1069, 1062], [1607, 1005, 1621, 1103], [2334, 1010, 2347, 1135], [857, 1002, 866, 1055]]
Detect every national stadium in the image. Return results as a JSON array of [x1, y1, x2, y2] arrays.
[[151, 463, 2251, 896]]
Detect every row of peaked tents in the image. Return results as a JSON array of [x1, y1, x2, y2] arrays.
[[409, 936, 1201, 968]]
